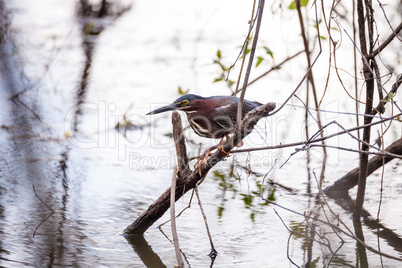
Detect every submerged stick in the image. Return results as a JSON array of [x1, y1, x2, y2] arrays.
[[324, 138, 402, 197]]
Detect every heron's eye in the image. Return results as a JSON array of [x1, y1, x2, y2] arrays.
[[178, 100, 189, 106]]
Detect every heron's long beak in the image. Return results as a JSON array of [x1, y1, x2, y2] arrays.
[[146, 104, 177, 115]]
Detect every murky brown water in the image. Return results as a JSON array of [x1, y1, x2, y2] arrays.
[[1, 0, 401, 267]]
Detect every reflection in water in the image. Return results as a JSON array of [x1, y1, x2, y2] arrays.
[[305, 209, 317, 267], [0, 199, 4, 261], [0, 0, 131, 266], [1, 1, 71, 265], [212, 164, 293, 221], [126, 234, 166, 268], [331, 193, 402, 254], [74, 0, 131, 131], [353, 219, 368, 268], [158, 227, 196, 267], [1, 0, 401, 267]]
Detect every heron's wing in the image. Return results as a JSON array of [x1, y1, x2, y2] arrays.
[[214, 102, 238, 130], [214, 98, 262, 129]]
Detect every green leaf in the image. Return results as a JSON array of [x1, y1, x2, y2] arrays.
[[313, 19, 323, 29], [216, 49, 222, 59], [319, 35, 326, 40], [256, 56, 264, 67], [263, 46, 274, 59], [381, 92, 394, 102], [289, 0, 309, 9], [228, 80, 235, 86], [178, 86, 189, 95], [289, 2, 296, 9], [213, 74, 226, 83], [213, 60, 226, 71]]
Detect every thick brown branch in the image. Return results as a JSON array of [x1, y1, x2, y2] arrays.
[[123, 103, 276, 235], [324, 138, 402, 197], [353, 0, 375, 219], [123, 113, 192, 235]]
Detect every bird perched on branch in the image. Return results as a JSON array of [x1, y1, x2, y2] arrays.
[[147, 94, 262, 172], [147, 94, 262, 139]]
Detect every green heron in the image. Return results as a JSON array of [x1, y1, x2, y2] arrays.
[[147, 94, 262, 138], [147, 94, 262, 171]]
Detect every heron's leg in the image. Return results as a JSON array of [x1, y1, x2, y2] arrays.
[[217, 135, 231, 156], [194, 144, 219, 175]]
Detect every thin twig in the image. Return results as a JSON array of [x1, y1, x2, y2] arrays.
[[268, 199, 402, 262], [232, 0, 257, 96], [352, 0, 362, 150], [158, 189, 195, 228], [234, 50, 305, 95], [33, 185, 54, 213], [170, 166, 184, 268], [237, 0, 266, 137], [227, 1, 257, 83], [158, 227, 191, 267], [269, 1, 322, 117], [195, 187, 217, 257], [260, 159, 277, 198], [368, 21, 402, 59], [231, 114, 401, 154], [376, 124, 385, 267], [286, 214, 303, 267], [32, 185, 55, 237], [333, 16, 402, 114]]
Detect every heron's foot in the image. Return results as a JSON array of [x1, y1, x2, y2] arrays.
[[218, 142, 230, 157], [215, 135, 231, 157], [194, 145, 217, 175]]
